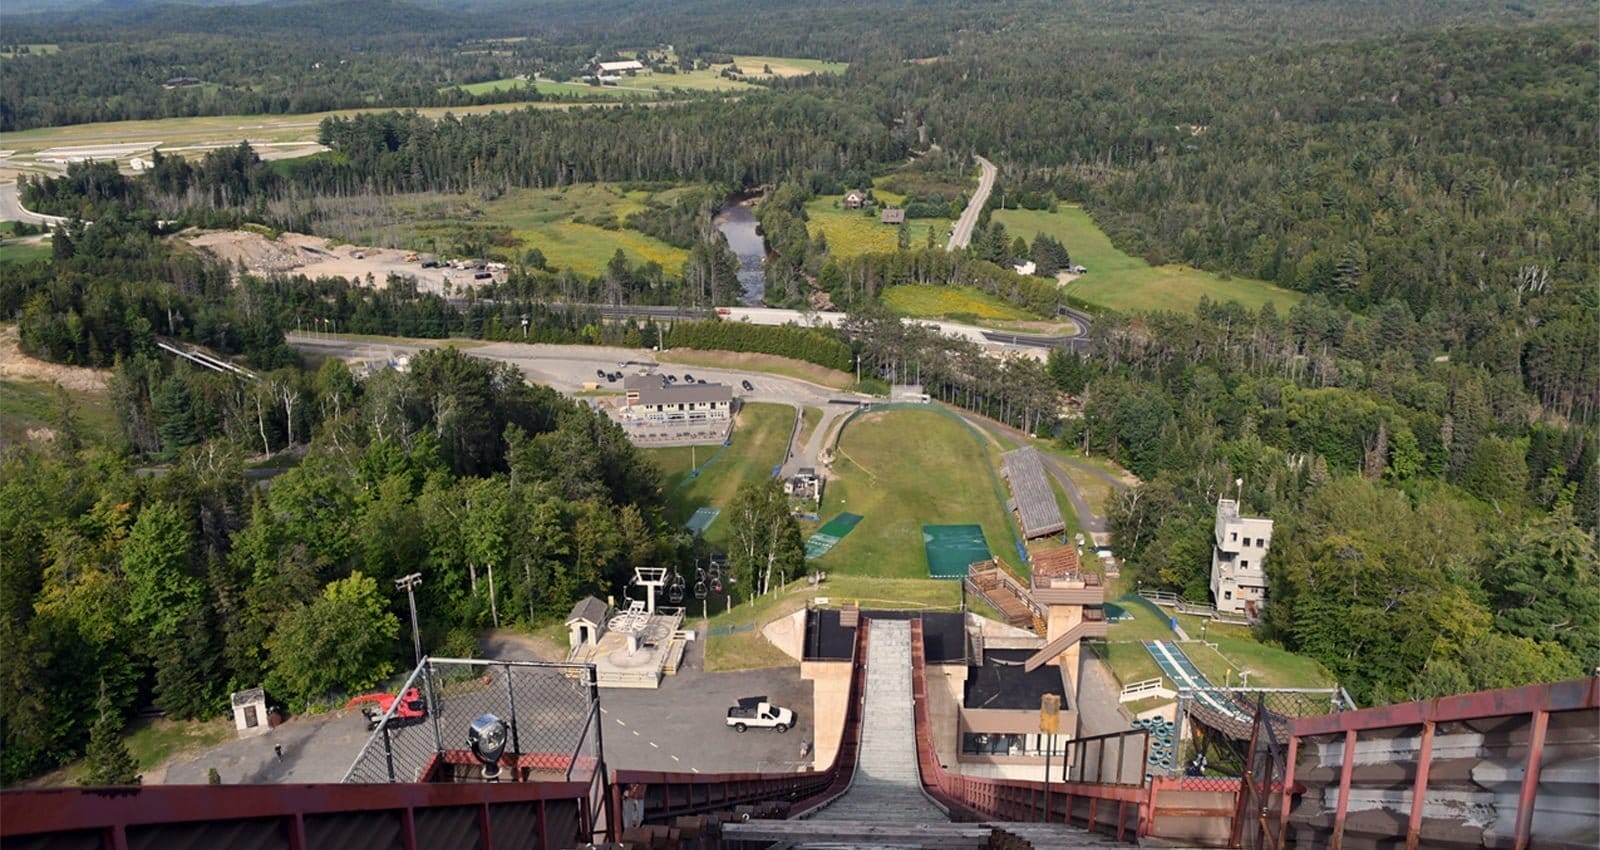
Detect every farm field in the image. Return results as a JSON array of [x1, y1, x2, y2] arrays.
[[813, 407, 1022, 579], [881, 284, 1038, 322], [645, 402, 795, 540], [731, 56, 849, 77], [803, 197, 949, 259], [993, 207, 1302, 315], [350, 184, 694, 277], [0, 101, 629, 164]]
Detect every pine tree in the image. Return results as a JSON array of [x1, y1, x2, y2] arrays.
[[82, 680, 140, 786]]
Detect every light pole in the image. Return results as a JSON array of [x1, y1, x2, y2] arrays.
[[1200, 620, 1208, 645], [396, 573, 424, 667]]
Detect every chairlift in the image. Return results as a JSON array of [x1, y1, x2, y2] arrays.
[[694, 579, 708, 600], [710, 574, 724, 594], [668, 571, 685, 605]]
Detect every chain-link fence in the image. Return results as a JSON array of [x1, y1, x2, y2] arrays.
[[343, 657, 603, 787], [1171, 687, 1353, 785]]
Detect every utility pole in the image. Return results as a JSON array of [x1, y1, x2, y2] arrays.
[[396, 573, 424, 667]]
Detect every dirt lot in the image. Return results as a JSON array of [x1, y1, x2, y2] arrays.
[[183, 229, 479, 294], [0, 325, 109, 393]]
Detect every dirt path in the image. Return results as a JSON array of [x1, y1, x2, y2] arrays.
[[0, 325, 111, 392]]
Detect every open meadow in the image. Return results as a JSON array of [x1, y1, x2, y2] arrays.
[[881, 284, 1038, 322], [337, 183, 695, 277], [994, 206, 1302, 315], [804, 196, 949, 259]]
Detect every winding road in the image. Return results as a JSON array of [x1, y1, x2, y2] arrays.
[[0, 181, 69, 228]]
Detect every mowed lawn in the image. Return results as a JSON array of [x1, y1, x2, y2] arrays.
[[814, 407, 1021, 579], [993, 207, 1302, 315], [645, 402, 796, 540], [805, 198, 949, 259], [881, 284, 1037, 321], [732, 56, 849, 77]]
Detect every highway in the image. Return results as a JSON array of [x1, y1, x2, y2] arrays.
[[946, 154, 996, 251]]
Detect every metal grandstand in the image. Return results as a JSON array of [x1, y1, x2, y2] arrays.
[[1000, 448, 1065, 539]]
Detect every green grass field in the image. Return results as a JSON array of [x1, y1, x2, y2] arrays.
[[881, 284, 1037, 321], [813, 407, 1021, 579], [356, 184, 693, 277], [0, 44, 60, 57], [40, 716, 233, 786], [993, 207, 1302, 315], [450, 77, 533, 95], [804, 198, 949, 259], [731, 56, 849, 78], [645, 402, 795, 539], [0, 378, 115, 446], [0, 240, 51, 267]]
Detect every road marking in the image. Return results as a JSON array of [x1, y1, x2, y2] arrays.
[[632, 730, 639, 736], [671, 755, 679, 762], [600, 708, 608, 714], [616, 719, 626, 726], [691, 767, 700, 773], [649, 742, 659, 749]]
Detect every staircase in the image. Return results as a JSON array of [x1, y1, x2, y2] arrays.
[[810, 619, 949, 823]]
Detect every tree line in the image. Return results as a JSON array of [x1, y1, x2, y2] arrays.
[[0, 346, 699, 783]]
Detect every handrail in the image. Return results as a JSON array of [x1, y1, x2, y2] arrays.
[[911, 616, 1147, 842]]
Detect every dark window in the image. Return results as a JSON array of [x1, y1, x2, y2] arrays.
[[244, 705, 259, 728]]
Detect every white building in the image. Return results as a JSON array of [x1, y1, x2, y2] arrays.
[[596, 60, 647, 75], [623, 374, 733, 424], [1211, 498, 1272, 619]]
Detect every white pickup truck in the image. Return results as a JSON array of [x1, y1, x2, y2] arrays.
[[726, 696, 795, 733]]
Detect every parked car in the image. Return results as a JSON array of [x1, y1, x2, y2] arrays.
[[666, 375, 678, 383], [741, 380, 754, 391], [683, 373, 695, 382], [726, 697, 795, 733], [596, 369, 607, 379]]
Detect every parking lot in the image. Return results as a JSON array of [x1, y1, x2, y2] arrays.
[[159, 663, 813, 785]]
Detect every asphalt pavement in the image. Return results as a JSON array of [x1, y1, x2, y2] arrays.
[[946, 155, 996, 251]]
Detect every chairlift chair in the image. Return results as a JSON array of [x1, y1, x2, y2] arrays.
[[694, 579, 708, 600], [668, 571, 685, 604]]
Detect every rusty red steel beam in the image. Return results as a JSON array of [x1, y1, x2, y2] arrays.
[[1, 781, 592, 838], [1293, 678, 1599, 737], [1512, 709, 1550, 850], [1403, 720, 1435, 850]]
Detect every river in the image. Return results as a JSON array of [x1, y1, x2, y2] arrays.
[[713, 201, 766, 305]]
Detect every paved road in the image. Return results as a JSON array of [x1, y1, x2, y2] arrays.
[[0, 181, 68, 228], [946, 154, 996, 251]]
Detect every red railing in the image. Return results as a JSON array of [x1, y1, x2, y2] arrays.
[[1255, 676, 1600, 850], [608, 616, 871, 829], [1, 780, 595, 850], [909, 617, 1151, 841]]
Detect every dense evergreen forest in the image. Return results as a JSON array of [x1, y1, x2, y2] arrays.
[[1, 0, 1595, 781]]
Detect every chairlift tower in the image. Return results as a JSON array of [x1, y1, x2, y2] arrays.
[[633, 567, 668, 614]]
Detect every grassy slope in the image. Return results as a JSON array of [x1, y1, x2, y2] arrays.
[[731, 56, 849, 77], [38, 717, 232, 786], [881, 284, 1037, 321], [0, 377, 115, 446], [813, 407, 1021, 579], [645, 402, 795, 541], [0, 240, 51, 267], [993, 207, 1302, 314]]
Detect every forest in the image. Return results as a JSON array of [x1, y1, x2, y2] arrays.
[[1, 0, 1595, 782]]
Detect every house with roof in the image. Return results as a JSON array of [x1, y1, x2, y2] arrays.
[[622, 373, 733, 424], [880, 208, 906, 224], [566, 596, 610, 649], [843, 189, 867, 209]]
